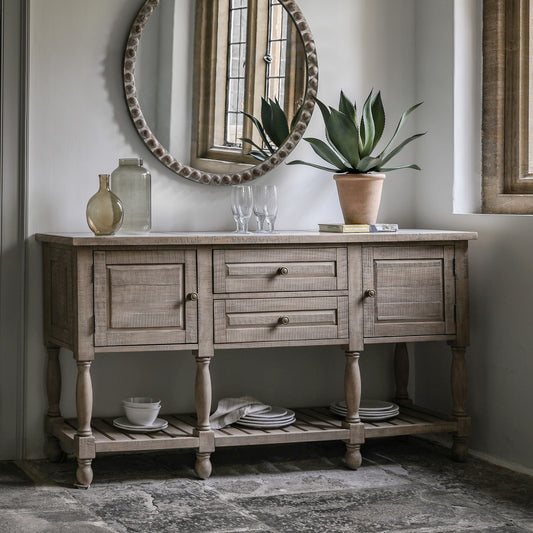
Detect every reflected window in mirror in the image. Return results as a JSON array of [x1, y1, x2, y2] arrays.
[[191, 0, 306, 173]]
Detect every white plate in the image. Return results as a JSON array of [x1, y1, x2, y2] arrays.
[[113, 417, 168, 433], [240, 407, 293, 421], [361, 413, 399, 422], [329, 405, 399, 420], [235, 416, 295, 429], [333, 400, 399, 412]]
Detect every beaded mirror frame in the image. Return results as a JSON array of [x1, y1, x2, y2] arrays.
[[123, 0, 318, 185]]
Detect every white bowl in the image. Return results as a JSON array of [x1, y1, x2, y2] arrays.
[[122, 397, 161, 409], [123, 403, 160, 426]]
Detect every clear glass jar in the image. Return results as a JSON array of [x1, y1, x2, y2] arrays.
[[110, 157, 151, 234]]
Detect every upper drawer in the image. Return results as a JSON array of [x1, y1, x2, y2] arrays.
[[213, 247, 348, 293]]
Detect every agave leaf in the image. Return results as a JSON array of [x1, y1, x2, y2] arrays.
[[269, 99, 290, 146], [242, 110, 276, 153], [371, 91, 385, 150], [359, 90, 376, 157], [315, 97, 331, 124], [261, 99, 275, 142], [356, 155, 383, 173], [378, 101, 423, 160], [304, 137, 349, 171], [290, 106, 302, 132], [240, 137, 273, 158], [286, 160, 342, 172], [339, 91, 356, 124], [379, 132, 426, 166], [249, 151, 268, 161], [378, 163, 422, 172], [326, 108, 360, 169]]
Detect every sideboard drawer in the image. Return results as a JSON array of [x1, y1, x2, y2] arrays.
[[213, 247, 347, 293], [94, 249, 198, 346], [214, 296, 349, 344]]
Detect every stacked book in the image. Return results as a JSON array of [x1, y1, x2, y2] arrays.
[[318, 223, 398, 233]]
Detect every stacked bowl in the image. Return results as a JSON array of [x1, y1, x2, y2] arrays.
[[122, 397, 161, 426], [113, 397, 168, 432]]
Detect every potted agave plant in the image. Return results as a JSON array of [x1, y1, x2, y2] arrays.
[[288, 90, 425, 224]]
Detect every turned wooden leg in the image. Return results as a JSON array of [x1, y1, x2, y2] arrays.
[[74, 360, 95, 488], [450, 345, 470, 461], [394, 342, 412, 405], [45, 345, 64, 462], [343, 351, 365, 470], [193, 354, 214, 479]]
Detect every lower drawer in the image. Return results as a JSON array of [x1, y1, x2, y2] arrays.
[[214, 296, 349, 344]]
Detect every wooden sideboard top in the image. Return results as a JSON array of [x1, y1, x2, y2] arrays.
[[35, 230, 478, 247]]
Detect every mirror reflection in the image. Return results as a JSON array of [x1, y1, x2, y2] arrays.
[[132, 0, 308, 177]]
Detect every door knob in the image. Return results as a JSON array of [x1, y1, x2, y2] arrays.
[[188, 292, 199, 301], [365, 289, 377, 298]]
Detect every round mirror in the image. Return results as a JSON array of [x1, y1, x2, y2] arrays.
[[123, 0, 318, 185]]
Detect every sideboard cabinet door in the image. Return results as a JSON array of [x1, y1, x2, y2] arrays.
[[362, 245, 456, 338], [94, 250, 197, 347]]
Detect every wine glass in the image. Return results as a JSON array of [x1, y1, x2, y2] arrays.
[[253, 185, 268, 232], [231, 185, 253, 233], [262, 185, 278, 233]]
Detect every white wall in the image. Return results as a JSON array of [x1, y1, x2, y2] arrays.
[[414, 0, 533, 473], [24, 0, 418, 458]]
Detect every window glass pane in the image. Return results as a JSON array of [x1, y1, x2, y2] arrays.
[[266, 0, 288, 106], [225, 0, 248, 147]]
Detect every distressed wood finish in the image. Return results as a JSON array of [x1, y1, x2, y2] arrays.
[[213, 247, 347, 293], [363, 245, 456, 338], [214, 296, 349, 344], [343, 351, 364, 470], [36, 230, 476, 486], [75, 361, 94, 488], [45, 346, 63, 461], [94, 250, 198, 347], [52, 407, 458, 454], [394, 342, 412, 405]]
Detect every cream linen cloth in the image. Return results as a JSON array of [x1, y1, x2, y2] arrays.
[[209, 396, 270, 429]]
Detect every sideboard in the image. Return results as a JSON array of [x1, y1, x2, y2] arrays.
[[36, 230, 477, 488]]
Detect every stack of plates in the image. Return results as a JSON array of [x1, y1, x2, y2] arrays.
[[113, 416, 168, 433], [235, 406, 295, 429], [329, 400, 399, 421]]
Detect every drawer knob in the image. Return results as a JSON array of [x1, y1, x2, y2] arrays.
[[365, 289, 377, 298], [188, 292, 199, 301], [278, 266, 289, 276], [279, 316, 290, 325]]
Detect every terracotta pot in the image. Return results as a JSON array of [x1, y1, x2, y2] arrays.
[[333, 173, 386, 224]]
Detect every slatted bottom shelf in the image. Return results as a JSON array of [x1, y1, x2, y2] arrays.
[[55, 405, 458, 454]]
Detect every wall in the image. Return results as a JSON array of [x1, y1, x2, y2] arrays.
[[23, 0, 418, 458], [414, 0, 533, 473]]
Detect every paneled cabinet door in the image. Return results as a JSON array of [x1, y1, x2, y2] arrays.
[[94, 250, 198, 347], [362, 245, 456, 338]]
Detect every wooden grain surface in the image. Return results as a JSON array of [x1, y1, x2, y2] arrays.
[[39, 231, 474, 482], [35, 230, 478, 247]]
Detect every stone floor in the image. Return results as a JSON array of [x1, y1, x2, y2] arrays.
[[1, 437, 532, 532]]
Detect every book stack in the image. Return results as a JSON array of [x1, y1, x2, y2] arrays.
[[318, 223, 398, 233]]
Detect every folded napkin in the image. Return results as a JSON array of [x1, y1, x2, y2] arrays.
[[209, 396, 270, 429]]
